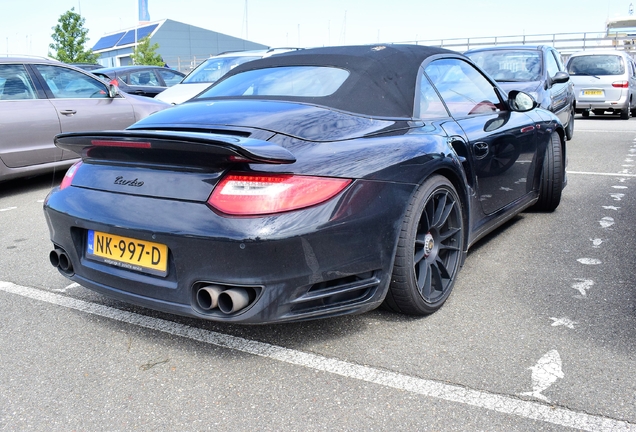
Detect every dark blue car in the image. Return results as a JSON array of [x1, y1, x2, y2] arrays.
[[44, 45, 566, 323]]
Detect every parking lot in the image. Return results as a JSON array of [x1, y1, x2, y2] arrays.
[[0, 116, 635, 431]]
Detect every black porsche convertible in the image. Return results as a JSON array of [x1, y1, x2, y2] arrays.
[[44, 44, 566, 324]]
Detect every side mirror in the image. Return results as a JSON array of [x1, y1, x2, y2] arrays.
[[108, 84, 119, 98], [508, 90, 537, 112], [551, 71, 570, 85]]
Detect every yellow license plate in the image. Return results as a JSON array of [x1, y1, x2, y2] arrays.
[[583, 90, 603, 96], [87, 230, 168, 276]]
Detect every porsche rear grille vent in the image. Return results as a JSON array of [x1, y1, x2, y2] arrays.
[[290, 271, 381, 313]]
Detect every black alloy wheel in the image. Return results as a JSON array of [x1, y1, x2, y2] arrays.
[[384, 175, 464, 315]]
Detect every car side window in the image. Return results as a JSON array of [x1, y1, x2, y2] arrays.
[[157, 69, 183, 86], [424, 58, 502, 118], [129, 70, 160, 86], [417, 73, 450, 119], [550, 49, 566, 71], [0, 64, 37, 100], [33, 64, 109, 99], [545, 51, 560, 78]]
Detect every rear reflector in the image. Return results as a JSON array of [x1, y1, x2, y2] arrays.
[[208, 172, 352, 216], [612, 81, 629, 88], [91, 140, 152, 148]]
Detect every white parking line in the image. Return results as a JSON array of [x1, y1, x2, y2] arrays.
[[567, 171, 636, 177], [0, 281, 634, 431]]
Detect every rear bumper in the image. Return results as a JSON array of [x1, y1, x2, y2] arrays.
[[43, 180, 414, 323], [574, 94, 629, 112]]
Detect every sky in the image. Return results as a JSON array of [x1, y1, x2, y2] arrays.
[[1, 0, 634, 57]]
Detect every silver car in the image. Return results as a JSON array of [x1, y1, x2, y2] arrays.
[[0, 56, 169, 182], [155, 48, 300, 105], [566, 50, 636, 119]]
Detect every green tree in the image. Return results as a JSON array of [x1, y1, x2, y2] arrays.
[[49, 8, 98, 63], [131, 36, 164, 66]]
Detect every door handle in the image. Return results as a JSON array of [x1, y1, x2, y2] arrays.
[[60, 109, 77, 116]]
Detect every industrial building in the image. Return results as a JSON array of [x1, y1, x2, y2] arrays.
[[91, 19, 268, 72]]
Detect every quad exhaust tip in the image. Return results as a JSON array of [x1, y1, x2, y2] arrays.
[[195, 284, 258, 315]]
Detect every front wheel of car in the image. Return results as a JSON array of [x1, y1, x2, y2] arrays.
[[565, 107, 575, 140], [532, 132, 563, 212], [384, 176, 464, 315]]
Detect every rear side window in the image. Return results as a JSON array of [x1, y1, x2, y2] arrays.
[[0, 64, 37, 100], [567, 55, 625, 76]]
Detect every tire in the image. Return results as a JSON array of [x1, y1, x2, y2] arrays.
[[532, 132, 563, 212], [565, 108, 574, 141], [384, 176, 464, 315], [582, 110, 590, 118], [621, 103, 631, 120], [593, 109, 604, 116]]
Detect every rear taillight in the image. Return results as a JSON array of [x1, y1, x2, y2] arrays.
[[208, 172, 352, 216], [612, 81, 629, 88], [60, 161, 82, 190]]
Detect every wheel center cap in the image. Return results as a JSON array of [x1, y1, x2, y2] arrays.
[[424, 233, 435, 257]]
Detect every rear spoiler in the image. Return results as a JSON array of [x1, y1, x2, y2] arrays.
[[54, 130, 296, 165]]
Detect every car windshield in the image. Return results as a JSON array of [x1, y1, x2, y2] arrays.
[[195, 66, 350, 98], [182, 56, 262, 84], [466, 50, 542, 82], [567, 55, 625, 76]]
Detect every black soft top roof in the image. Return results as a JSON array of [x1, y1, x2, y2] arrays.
[[204, 44, 457, 118]]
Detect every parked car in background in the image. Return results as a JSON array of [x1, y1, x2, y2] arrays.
[[45, 45, 566, 324], [155, 48, 299, 104], [0, 56, 169, 182], [92, 65, 185, 98], [565, 50, 636, 119], [465, 45, 576, 139], [68, 63, 103, 71]]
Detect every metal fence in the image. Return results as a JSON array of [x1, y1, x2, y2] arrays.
[[399, 31, 636, 59], [160, 31, 636, 72]]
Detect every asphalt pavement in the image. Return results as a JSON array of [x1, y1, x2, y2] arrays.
[[0, 115, 635, 431]]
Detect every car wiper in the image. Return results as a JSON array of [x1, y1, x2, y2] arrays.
[[573, 72, 600, 79]]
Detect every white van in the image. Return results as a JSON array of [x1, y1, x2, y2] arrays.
[[155, 48, 298, 105], [566, 50, 636, 119]]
